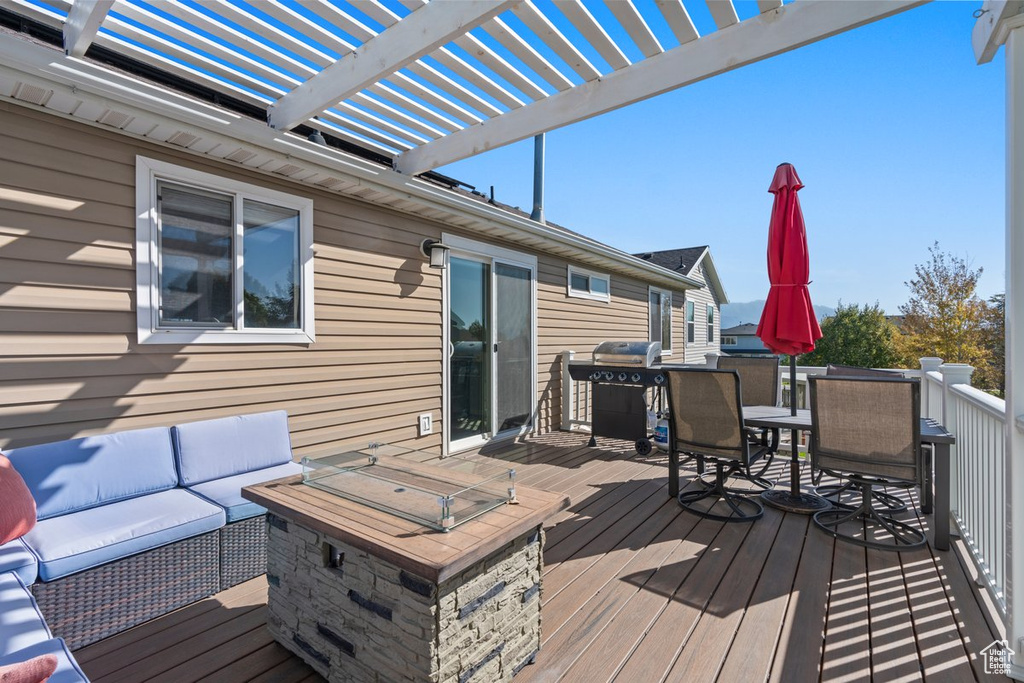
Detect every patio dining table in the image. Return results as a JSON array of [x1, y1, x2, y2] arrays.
[[740, 406, 956, 550]]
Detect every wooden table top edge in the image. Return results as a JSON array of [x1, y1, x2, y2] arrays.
[[243, 475, 570, 584]]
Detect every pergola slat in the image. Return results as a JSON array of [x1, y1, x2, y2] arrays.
[[511, 1, 601, 82], [351, 0, 403, 29], [431, 48, 525, 111], [552, 0, 630, 71], [606, 0, 664, 58], [395, 0, 925, 175], [151, 1, 316, 79], [64, 0, 113, 57], [452, 32, 549, 101], [387, 71, 486, 124], [480, 17, 575, 91], [113, 3, 300, 91], [268, 0, 518, 131], [302, 0, 377, 44], [366, 82, 463, 132], [203, 1, 335, 66], [706, 0, 740, 30], [757, 0, 785, 13], [350, 92, 447, 138], [655, 0, 700, 46]]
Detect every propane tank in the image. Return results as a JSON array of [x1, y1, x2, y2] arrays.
[[654, 412, 669, 452]]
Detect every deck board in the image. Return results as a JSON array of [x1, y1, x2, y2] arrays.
[[74, 432, 1002, 683]]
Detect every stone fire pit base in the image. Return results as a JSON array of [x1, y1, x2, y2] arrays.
[[265, 513, 543, 683]]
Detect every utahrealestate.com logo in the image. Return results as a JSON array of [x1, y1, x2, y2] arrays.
[[981, 639, 1015, 675]]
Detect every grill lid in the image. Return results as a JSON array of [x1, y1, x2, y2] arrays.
[[592, 341, 662, 367]]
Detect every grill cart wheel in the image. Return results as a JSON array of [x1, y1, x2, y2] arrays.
[[635, 438, 653, 456]]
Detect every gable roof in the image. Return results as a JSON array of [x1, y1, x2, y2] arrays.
[[635, 247, 729, 304], [721, 323, 760, 336], [634, 247, 708, 277]]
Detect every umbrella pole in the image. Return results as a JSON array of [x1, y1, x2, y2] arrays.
[[790, 355, 800, 495]]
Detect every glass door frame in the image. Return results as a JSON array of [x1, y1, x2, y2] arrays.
[[442, 233, 538, 456]]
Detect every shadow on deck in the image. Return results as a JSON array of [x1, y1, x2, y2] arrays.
[[75, 431, 1004, 682]]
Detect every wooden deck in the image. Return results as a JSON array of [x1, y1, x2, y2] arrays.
[[74, 432, 1004, 682]]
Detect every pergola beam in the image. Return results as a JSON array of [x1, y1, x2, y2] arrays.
[[63, 0, 112, 57], [267, 0, 520, 131], [395, 0, 925, 176]]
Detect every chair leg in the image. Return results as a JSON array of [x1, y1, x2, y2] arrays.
[[813, 481, 925, 550], [678, 462, 764, 523], [815, 481, 908, 513]]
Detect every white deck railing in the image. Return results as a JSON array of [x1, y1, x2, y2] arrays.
[[559, 350, 1007, 618]]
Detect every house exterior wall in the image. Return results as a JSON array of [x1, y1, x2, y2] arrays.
[[0, 102, 664, 454], [679, 265, 722, 364], [722, 334, 772, 355]]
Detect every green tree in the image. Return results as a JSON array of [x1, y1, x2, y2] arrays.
[[898, 242, 992, 382], [974, 293, 1005, 394], [801, 302, 908, 369]]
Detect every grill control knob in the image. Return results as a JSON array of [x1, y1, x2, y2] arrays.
[[604, 371, 614, 381], [654, 374, 665, 385], [590, 372, 601, 381], [631, 373, 642, 383], [618, 373, 627, 382]]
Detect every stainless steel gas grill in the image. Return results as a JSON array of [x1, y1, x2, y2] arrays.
[[567, 341, 665, 455]]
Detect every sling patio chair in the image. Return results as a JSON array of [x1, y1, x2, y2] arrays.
[[808, 375, 926, 550], [813, 364, 911, 513], [715, 355, 782, 487], [664, 368, 772, 523]]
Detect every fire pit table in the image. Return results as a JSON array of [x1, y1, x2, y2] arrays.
[[242, 444, 570, 683]]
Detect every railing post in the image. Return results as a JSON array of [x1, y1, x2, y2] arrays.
[[940, 363, 974, 527], [920, 357, 944, 417], [561, 350, 574, 431]]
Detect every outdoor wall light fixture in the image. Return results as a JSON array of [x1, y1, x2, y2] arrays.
[[421, 239, 450, 269], [308, 129, 326, 145]]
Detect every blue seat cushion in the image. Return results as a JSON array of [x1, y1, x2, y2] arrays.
[[22, 490, 225, 582], [188, 461, 301, 523], [0, 540, 37, 586], [173, 411, 294, 486], [0, 638, 88, 683], [6, 427, 178, 520], [0, 571, 50, 658]]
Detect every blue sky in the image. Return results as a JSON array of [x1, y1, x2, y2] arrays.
[[439, 1, 1005, 313]]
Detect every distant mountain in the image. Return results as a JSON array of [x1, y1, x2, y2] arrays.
[[721, 300, 836, 330]]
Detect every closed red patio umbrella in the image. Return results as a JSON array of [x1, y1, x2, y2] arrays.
[[756, 163, 826, 513]]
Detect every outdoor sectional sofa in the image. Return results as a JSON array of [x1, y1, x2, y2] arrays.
[[0, 410, 301, 666]]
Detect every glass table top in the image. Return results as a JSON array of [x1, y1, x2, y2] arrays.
[[300, 443, 516, 532]]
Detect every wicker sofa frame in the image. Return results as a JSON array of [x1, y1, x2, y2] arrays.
[[30, 532, 221, 650], [219, 516, 268, 591]]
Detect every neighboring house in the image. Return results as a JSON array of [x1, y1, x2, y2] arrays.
[[0, 23, 705, 458], [720, 323, 774, 355], [634, 247, 729, 364]]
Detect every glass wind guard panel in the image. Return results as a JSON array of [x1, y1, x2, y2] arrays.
[[301, 444, 516, 532]]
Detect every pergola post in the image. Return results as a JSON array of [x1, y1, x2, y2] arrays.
[[1008, 22, 1024, 678]]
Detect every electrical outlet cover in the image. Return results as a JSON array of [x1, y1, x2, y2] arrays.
[[418, 413, 432, 435]]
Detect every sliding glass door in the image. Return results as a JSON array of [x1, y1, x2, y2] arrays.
[[447, 242, 536, 453]]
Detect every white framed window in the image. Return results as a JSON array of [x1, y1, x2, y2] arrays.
[[686, 300, 695, 345], [649, 287, 672, 355], [136, 156, 315, 345], [722, 336, 738, 346], [706, 304, 715, 344], [567, 265, 610, 302]]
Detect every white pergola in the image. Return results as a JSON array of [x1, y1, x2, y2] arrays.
[[0, 0, 921, 176], [3, 0, 1024, 675]]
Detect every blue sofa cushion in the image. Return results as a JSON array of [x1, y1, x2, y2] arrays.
[[0, 571, 50, 658], [0, 540, 37, 587], [6, 427, 178, 521], [188, 461, 302, 523], [173, 411, 293, 486], [0, 638, 88, 683], [22, 490, 225, 582]]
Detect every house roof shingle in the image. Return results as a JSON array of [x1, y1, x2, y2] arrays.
[[633, 247, 709, 276]]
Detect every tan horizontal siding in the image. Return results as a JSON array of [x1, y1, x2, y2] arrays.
[[0, 101, 680, 453]]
